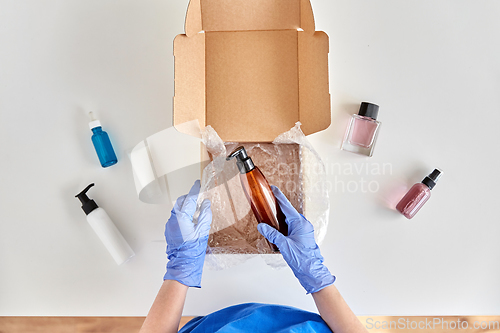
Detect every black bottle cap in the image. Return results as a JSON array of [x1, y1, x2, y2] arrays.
[[75, 183, 99, 215], [358, 102, 379, 120], [226, 146, 255, 174], [421, 169, 442, 190]]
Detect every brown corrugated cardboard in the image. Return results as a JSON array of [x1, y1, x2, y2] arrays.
[[173, 0, 330, 142]]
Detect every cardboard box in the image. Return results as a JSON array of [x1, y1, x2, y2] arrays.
[[172, 0, 331, 257], [173, 0, 331, 141]]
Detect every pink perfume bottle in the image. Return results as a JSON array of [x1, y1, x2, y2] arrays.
[[341, 102, 381, 157], [396, 169, 442, 219]]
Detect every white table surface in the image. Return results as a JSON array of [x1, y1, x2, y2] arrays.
[[1, 0, 499, 316]]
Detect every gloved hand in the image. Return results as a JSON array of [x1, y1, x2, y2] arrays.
[[258, 186, 335, 294], [164, 180, 212, 288]]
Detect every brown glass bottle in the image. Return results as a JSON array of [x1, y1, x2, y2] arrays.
[[227, 146, 288, 252]]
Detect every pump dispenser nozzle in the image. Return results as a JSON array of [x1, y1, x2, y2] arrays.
[[75, 183, 99, 215], [227, 146, 255, 174], [422, 168, 442, 190]]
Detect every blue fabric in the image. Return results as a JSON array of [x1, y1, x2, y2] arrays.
[[179, 303, 331, 333]]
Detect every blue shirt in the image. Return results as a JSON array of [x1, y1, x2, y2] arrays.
[[179, 303, 331, 333]]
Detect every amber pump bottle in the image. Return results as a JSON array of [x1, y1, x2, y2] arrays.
[[226, 146, 288, 252]]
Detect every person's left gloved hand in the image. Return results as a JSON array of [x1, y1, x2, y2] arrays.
[[163, 180, 212, 288], [257, 186, 335, 294]]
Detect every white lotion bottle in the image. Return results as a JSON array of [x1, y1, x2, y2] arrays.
[[75, 183, 135, 265]]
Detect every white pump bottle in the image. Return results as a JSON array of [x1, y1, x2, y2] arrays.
[[75, 183, 135, 265]]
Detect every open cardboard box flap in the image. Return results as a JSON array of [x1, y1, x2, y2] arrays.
[[173, 0, 330, 142]]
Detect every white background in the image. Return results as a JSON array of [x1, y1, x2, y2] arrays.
[[1, 0, 499, 316]]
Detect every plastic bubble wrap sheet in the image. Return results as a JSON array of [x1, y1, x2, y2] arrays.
[[198, 122, 329, 269]]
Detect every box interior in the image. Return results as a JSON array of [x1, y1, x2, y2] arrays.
[[208, 143, 302, 254], [173, 0, 331, 142]]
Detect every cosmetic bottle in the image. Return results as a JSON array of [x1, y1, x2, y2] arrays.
[[341, 102, 381, 157], [89, 112, 118, 168], [227, 146, 288, 252], [75, 183, 135, 265], [396, 169, 442, 219]]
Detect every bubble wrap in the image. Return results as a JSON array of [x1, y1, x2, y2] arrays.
[[197, 122, 329, 269]]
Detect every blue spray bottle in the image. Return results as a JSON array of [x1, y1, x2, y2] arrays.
[[89, 112, 118, 168]]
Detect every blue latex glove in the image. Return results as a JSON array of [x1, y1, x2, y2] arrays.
[[257, 186, 335, 294], [164, 180, 212, 288]]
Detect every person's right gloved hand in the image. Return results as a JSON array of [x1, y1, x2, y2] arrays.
[[257, 186, 335, 294], [163, 180, 212, 288]]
